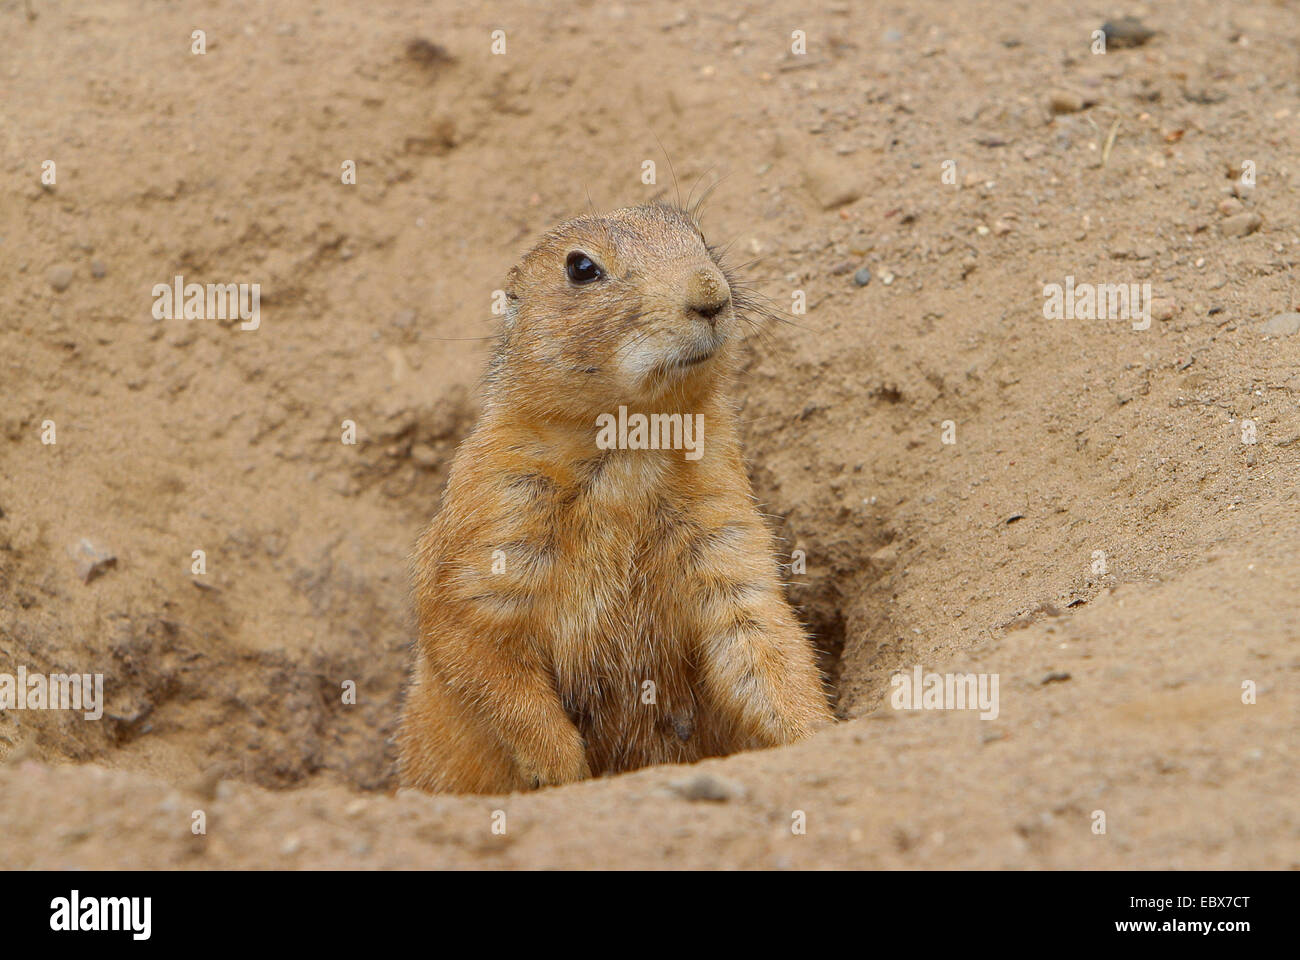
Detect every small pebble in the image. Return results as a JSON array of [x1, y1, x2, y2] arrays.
[[47, 263, 74, 292], [852, 267, 872, 286], [801, 154, 862, 210], [68, 538, 116, 584], [1150, 298, 1177, 322], [1218, 197, 1244, 217], [1221, 212, 1262, 238], [1101, 17, 1155, 48], [1047, 90, 1086, 114], [668, 772, 747, 803], [1261, 312, 1300, 337]]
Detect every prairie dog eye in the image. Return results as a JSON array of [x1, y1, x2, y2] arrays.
[[565, 251, 604, 285]]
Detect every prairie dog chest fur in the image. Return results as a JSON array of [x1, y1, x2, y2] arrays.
[[397, 203, 832, 794], [474, 420, 762, 772], [534, 443, 752, 771]]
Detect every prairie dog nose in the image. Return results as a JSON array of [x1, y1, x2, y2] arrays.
[[685, 266, 730, 323]]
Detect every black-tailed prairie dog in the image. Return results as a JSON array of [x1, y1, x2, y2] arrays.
[[398, 202, 832, 794]]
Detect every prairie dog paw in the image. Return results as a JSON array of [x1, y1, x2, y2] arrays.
[[518, 740, 590, 788]]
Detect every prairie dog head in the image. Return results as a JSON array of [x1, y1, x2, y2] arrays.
[[494, 203, 738, 419]]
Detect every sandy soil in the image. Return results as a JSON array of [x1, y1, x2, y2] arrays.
[[1, 0, 1297, 868]]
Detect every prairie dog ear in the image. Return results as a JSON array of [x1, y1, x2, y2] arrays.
[[504, 265, 522, 301], [501, 265, 522, 328]]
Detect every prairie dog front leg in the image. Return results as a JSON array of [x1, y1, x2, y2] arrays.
[[691, 531, 833, 746], [450, 636, 590, 787], [402, 628, 589, 792]]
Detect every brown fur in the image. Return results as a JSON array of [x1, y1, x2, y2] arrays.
[[397, 203, 832, 794]]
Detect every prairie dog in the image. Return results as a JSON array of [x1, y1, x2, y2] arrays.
[[398, 202, 832, 794]]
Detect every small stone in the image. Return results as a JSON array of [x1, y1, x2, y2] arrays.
[[1150, 298, 1177, 322], [410, 443, 439, 467], [68, 538, 116, 584], [405, 38, 454, 67], [1047, 89, 1087, 114], [668, 772, 747, 803], [871, 542, 900, 564], [993, 220, 1013, 236], [1101, 17, 1155, 48], [881, 270, 895, 285], [1261, 312, 1300, 337], [1221, 212, 1262, 238], [90, 260, 107, 279], [801, 154, 861, 210], [47, 263, 74, 292], [1218, 197, 1244, 217], [852, 267, 872, 286]]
